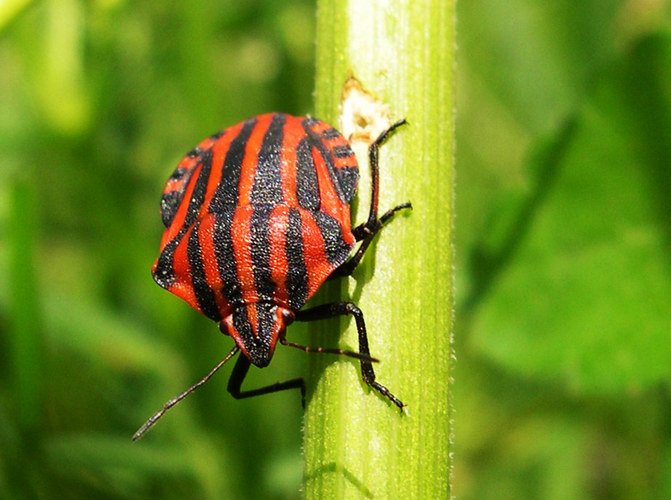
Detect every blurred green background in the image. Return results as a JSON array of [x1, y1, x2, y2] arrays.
[[1, 0, 671, 499]]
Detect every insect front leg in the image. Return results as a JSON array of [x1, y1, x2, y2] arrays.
[[295, 302, 405, 410], [330, 120, 412, 279], [361, 118, 408, 228]]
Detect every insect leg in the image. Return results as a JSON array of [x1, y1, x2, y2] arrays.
[[330, 120, 412, 279], [227, 352, 306, 406], [331, 200, 411, 279], [295, 302, 404, 410], [363, 118, 408, 227]]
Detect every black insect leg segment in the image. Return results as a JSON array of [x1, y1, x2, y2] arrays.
[[330, 120, 412, 279], [225, 327, 389, 407], [364, 119, 408, 228], [332, 201, 411, 278], [295, 301, 405, 410], [227, 353, 306, 406]]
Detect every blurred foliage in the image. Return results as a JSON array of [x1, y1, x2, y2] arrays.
[[456, 0, 671, 498], [2, 0, 671, 499], [1, 1, 315, 498]]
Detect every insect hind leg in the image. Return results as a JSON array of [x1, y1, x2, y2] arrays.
[[228, 353, 306, 405]]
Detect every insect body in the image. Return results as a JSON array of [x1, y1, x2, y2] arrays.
[[134, 113, 410, 440]]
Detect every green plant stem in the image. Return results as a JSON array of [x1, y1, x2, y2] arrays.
[[304, 1, 455, 498]]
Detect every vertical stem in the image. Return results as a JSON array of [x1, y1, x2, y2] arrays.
[[305, 1, 454, 498]]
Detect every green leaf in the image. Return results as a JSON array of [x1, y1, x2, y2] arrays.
[[469, 34, 671, 395]]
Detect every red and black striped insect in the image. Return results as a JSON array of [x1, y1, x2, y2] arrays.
[[134, 113, 410, 440]]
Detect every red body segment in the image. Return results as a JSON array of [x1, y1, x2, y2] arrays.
[[152, 113, 359, 366], [133, 113, 410, 441]]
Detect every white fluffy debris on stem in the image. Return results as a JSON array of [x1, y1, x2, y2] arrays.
[[339, 76, 391, 149]]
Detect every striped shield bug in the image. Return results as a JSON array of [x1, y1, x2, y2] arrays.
[[134, 113, 410, 440]]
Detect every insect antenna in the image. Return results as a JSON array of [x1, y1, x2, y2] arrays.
[[280, 337, 379, 363], [132, 345, 240, 441]]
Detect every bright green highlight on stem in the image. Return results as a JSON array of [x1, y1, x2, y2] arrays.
[[304, 1, 454, 498]]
